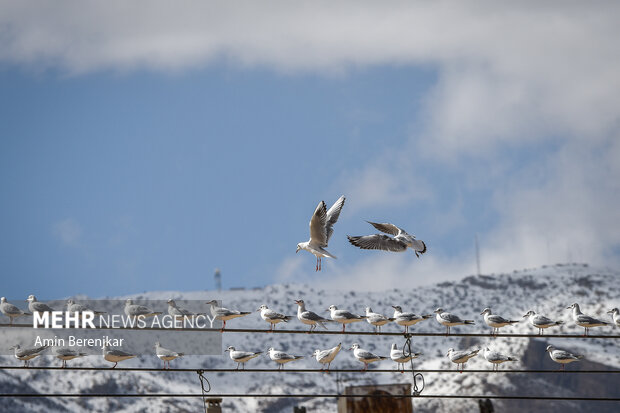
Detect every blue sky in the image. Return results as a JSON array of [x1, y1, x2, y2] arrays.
[[1, 2, 619, 298]]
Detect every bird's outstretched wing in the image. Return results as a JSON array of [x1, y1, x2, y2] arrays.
[[309, 201, 328, 246], [367, 221, 402, 236], [325, 196, 346, 243], [348, 235, 407, 252]]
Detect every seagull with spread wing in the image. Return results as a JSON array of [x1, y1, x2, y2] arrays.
[[347, 221, 426, 257], [296, 196, 345, 271]]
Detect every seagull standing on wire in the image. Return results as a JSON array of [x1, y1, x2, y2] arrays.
[[546, 345, 583, 371], [522, 310, 564, 335], [296, 195, 346, 271], [267, 347, 304, 370], [103, 344, 136, 368], [1, 297, 31, 324], [66, 299, 106, 318], [26, 295, 55, 315], [392, 305, 432, 333], [257, 304, 293, 331], [206, 300, 251, 331], [154, 342, 184, 369], [167, 299, 205, 320], [10, 344, 48, 367], [55, 348, 87, 368], [447, 348, 479, 373], [434, 308, 475, 335], [566, 303, 609, 336], [365, 307, 394, 333], [608, 308, 620, 327], [349, 343, 387, 371], [480, 308, 520, 336], [327, 305, 366, 332], [312, 343, 342, 372], [225, 346, 262, 370], [483, 347, 518, 371], [124, 299, 162, 319], [390, 342, 421, 373], [347, 221, 426, 257], [295, 299, 332, 332]]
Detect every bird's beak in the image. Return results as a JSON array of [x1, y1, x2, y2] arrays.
[[391, 306, 397, 309], [326, 309, 330, 312], [566, 306, 572, 309], [608, 310, 613, 314], [348, 346, 353, 350], [256, 308, 261, 312], [480, 311, 485, 315], [522, 313, 529, 318], [296, 246, 300, 253]]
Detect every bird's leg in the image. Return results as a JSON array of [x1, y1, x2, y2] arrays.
[[316, 257, 319, 272], [112, 362, 117, 369], [342, 324, 345, 333], [220, 320, 226, 332]]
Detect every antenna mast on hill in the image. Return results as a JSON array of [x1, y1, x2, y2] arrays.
[[475, 234, 481, 276], [214, 268, 222, 292]]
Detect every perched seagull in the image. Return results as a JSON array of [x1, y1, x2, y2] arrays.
[[124, 299, 162, 319], [154, 342, 184, 369], [392, 306, 432, 333], [480, 308, 519, 336], [349, 343, 387, 371], [327, 305, 366, 332], [296, 195, 346, 271], [167, 299, 205, 320], [434, 308, 475, 335], [347, 221, 426, 257], [257, 304, 293, 331], [205, 300, 251, 331], [390, 343, 421, 373], [0, 297, 31, 324], [566, 303, 609, 336], [546, 345, 583, 371], [295, 299, 332, 332], [225, 346, 262, 370], [365, 307, 394, 333], [608, 308, 620, 327], [54, 348, 87, 368], [522, 310, 564, 335], [267, 347, 304, 370], [26, 295, 55, 315], [447, 348, 479, 373], [103, 344, 137, 368], [10, 344, 48, 367], [66, 299, 106, 317], [483, 347, 518, 371], [312, 343, 342, 372]]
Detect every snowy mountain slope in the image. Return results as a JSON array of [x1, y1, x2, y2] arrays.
[[1, 263, 618, 412]]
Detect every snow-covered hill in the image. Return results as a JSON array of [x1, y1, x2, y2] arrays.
[[1, 263, 618, 412]]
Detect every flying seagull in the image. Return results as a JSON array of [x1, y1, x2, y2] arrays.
[[347, 221, 426, 257], [296, 195, 346, 271]]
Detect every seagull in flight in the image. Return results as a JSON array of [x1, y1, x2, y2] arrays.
[[347, 221, 426, 257], [296, 195, 345, 271]]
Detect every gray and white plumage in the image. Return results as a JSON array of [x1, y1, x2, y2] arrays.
[[390, 343, 421, 372], [546, 345, 583, 370], [327, 305, 366, 332], [267, 347, 304, 370], [434, 308, 475, 335], [295, 299, 332, 332], [55, 347, 87, 368], [1, 297, 32, 324], [103, 344, 136, 368], [124, 299, 162, 319], [225, 346, 262, 370], [167, 299, 205, 320], [66, 299, 106, 317], [392, 305, 432, 333], [10, 344, 48, 367], [27, 295, 55, 314], [480, 308, 519, 335], [608, 308, 620, 327], [312, 343, 342, 371], [154, 341, 184, 369], [365, 307, 394, 332], [447, 348, 479, 372], [349, 343, 387, 371], [567, 303, 609, 335], [347, 221, 427, 257], [296, 196, 346, 271], [206, 300, 251, 330], [483, 347, 518, 371], [258, 304, 293, 331], [522, 310, 564, 335]]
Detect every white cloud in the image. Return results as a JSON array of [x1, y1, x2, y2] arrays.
[[52, 218, 82, 247]]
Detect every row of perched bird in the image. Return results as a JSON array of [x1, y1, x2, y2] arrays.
[[1, 297, 619, 336]]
